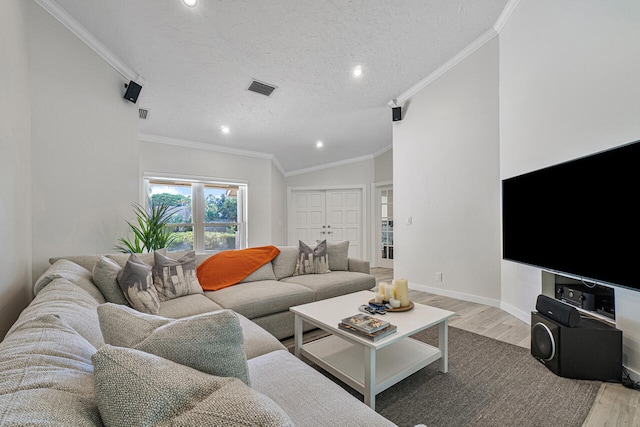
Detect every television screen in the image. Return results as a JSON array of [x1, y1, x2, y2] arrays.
[[502, 139, 640, 291]]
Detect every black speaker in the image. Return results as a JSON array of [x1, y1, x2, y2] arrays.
[[535, 294, 580, 327], [531, 311, 622, 381], [124, 81, 142, 103], [392, 106, 402, 121]]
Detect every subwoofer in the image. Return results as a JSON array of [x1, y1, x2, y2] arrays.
[[531, 311, 622, 381]]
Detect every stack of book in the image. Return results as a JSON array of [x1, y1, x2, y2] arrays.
[[339, 313, 397, 341]]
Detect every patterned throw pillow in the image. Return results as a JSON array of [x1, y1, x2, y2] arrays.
[[152, 250, 203, 301], [92, 345, 294, 427], [294, 240, 330, 275], [116, 254, 160, 314]]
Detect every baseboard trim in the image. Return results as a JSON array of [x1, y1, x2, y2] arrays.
[[409, 283, 501, 308], [500, 301, 531, 325]]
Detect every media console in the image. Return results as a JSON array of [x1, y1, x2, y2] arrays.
[[541, 271, 616, 324]]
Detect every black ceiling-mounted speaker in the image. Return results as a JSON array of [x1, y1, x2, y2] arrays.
[[124, 80, 142, 103], [392, 106, 402, 121]]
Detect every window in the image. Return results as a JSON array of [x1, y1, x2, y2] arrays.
[[144, 176, 247, 253]]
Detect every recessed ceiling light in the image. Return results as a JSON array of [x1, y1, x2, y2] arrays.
[[181, 0, 198, 8], [221, 126, 230, 134], [316, 140, 324, 148], [352, 65, 363, 78]]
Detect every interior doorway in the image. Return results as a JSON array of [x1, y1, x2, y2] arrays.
[[377, 185, 394, 268]]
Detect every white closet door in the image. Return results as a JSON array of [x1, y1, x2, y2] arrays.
[[288, 189, 363, 259], [289, 191, 325, 245], [325, 190, 362, 259]]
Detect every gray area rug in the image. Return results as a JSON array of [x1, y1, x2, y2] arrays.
[[293, 326, 602, 427]]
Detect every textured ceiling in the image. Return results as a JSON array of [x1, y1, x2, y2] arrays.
[[52, 0, 509, 173]]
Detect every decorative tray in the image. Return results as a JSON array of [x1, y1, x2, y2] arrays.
[[369, 299, 414, 312]]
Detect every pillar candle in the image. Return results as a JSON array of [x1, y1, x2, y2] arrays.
[[394, 278, 410, 307], [378, 282, 388, 296], [374, 293, 385, 304], [384, 284, 396, 301]]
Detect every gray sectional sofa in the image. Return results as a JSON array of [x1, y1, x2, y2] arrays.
[[0, 246, 392, 426], [50, 244, 376, 339]]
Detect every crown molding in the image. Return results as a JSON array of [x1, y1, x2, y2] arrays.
[[389, 0, 522, 107], [285, 154, 374, 178], [373, 144, 392, 158], [140, 133, 276, 159], [494, 0, 522, 33], [34, 0, 144, 85], [389, 28, 498, 107]]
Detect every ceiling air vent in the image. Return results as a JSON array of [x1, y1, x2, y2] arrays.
[[139, 108, 149, 120], [248, 80, 277, 96]]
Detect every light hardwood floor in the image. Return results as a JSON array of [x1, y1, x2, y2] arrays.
[[368, 268, 640, 426]]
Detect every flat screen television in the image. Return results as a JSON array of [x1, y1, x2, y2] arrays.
[[502, 139, 640, 291]]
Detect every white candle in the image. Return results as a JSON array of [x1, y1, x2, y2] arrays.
[[374, 293, 384, 303], [389, 298, 401, 308], [378, 282, 387, 296], [394, 278, 410, 307], [384, 284, 396, 301]]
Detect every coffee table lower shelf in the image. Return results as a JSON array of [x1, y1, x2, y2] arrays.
[[299, 335, 441, 403]]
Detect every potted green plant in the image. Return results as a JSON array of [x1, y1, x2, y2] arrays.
[[116, 198, 177, 253]]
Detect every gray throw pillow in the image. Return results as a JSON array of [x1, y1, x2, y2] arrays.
[[97, 303, 249, 385], [294, 240, 330, 275], [325, 240, 350, 271], [152, 250, 203, 301], [116, 254, 160, 314], [92, 345, 294, 427], [92, 256, 130, 306]]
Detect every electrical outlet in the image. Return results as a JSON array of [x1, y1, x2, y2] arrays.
[[436, 272, 443, 281], [406, 216, 412, 225]]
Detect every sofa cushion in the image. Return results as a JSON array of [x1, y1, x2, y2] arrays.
[[7, 279, 105, 349], [48, 254, 102, 273], [272, 246, 299, 280], [93, 345, 294, 427], [98, 303, 250, 385], [158, 293, 223, 318], [34, 259, 104, 302], [241, 261, 277, 283], [197, 245, 281, 291], [282, 271, 376, 301], [152, 250, 203, 301], [0, 315, 102, 426], [205, 280, 315, 319], [294, 240, 330, 275], [92, 256, 130, 305], [326, 240, 350, 271], [116, 254, 160, 314], [249, 350, 395, 427]]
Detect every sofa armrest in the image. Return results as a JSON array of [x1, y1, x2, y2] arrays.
[[347, 258, 370, 274]]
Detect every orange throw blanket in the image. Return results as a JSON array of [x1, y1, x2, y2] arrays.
[[197, 245, 281, 291]]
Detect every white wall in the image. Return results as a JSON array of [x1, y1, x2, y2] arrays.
[[270, 163, 286, 245], [393, 37, 501, 305], [374, 148, 393, 183], [0, 0, 32, 339], [29, 2, 140, 279], [500, 0, 640, 373], [139, 141, 280, 247]]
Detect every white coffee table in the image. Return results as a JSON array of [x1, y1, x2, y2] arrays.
[[290, 290, 455, 410]]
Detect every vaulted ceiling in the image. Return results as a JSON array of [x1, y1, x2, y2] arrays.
[[47, 0, 510, 173]]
